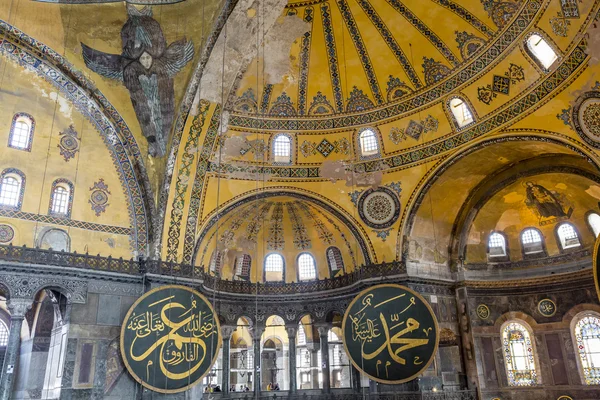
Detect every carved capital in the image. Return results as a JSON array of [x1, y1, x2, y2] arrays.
[[221, 325, 236, 340], [316, 323, 331, 337], [285, 325, 297, 340], [7, 298, 32, 318], [249, 326, 264, 341]]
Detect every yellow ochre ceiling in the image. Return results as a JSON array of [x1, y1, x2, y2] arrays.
[[233, 0, 496, 117]]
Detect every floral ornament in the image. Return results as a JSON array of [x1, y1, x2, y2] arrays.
[[477, 63, 525, 105], [57, 125, 80, 162], [89, 179, 111, 216]]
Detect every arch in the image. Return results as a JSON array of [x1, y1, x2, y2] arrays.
[[520, 227, 546, 257], [264, 253, 285, 282], [500, 319, 539, 386], [525, 32, 558, 71], [49, 179, 74, 218], [297, 252, 317, 281], [571, 310, 600, 385], [555, 222, 581, 251], [326, 246, 344, 276], [448, 95, 475, 129], [272, 133, 292, 164], [586, 211, 600, 238], [487, 231, 509, 261], [357, 127, 380, 158], [0, 21, 155, 255], [38, 228, 71, 252], [0, 168, 25, 209], [8, 112, 35, 151]]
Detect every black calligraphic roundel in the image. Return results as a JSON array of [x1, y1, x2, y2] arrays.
[[342, 284, 439, 384], [120, 285, 222, 393], [594, 235, 600, 302]]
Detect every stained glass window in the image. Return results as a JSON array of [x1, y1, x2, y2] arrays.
[[502, 322, 538, 386], [575, 315, 600, 384], [0, 320, 8, 346]]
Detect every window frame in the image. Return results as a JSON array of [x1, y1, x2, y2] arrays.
[[297, 252, 317, 282], [555, 222, 582, 252], [209, 250, 224, 274], [487, 231, 509, 262], [501, 320, 539, 387], [272, 133, 293, 165], [0, 168, 25, 210], [447, 95, 475, 130], [356, 127, 381, 159], [7, 113, 35, 151], [520, 227, 547, 259], [524, 32, 559, 72], [49, 179, 74, 218], [263, 253, 285, 282], [571, 311, 600, 385], [326, 246, 345, 276], [585, 211, 600, 238], [235, 254, 252, 280]]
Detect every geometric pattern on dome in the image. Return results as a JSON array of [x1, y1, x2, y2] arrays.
[[476, 63, 525, 105], [357, 187, 401, 229], [0, 224, 14, 243], [572, 90, 600, 148], [89, 179, 111, 217], [57, 124, 80, 162]]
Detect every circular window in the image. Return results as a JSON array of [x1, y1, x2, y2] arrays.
[[358, 187, 400, 229]]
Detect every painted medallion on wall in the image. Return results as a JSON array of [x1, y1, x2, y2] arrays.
[[120, 285, 221, 393], [476, 304, 490, 320], [572, 91, 600, 149], [538, 299, 557, 317], [358, 187, 401, 229], [0, 224, 14, 243], [342, 284, 439, 384]]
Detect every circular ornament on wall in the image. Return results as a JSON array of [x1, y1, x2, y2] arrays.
[[538, 298, 557, 317], [557, 397, 573, 400], [572, 91, 600, 148], [476, 304, 490, 320], [0, 224, 14, 243], [358, 187, 400, 229]]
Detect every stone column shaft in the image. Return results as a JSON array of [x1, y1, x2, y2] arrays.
[[254, 337, 261, 395], [221, 333, 232, 394], [286, 326, 297, 392], [0, 299, 32, 400], [317, 325, 331, 392]]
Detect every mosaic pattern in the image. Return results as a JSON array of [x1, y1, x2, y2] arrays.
[[572, 91, 600, 148], [346, 86, 374, 112], [300, 137, 351, 157], [0, 224, 14, 243], [245, 202, 273, 242], [287, 202, 311, 250], [356, 0, 422, 88], [89, 179, 111, 217], [270, 92, 296, 116], [386, 76, 414, 102], [557, 105, 574, 129], [422, 57, 451, 86], [228, 0, 541, 130], [296, 201, 335, 245], [389, 115, 439, 144], [0, 207, 130, 235], [455, 31, 487, 60], [337, 0, 384, 104], [267, 202, 285, 250], [0, 20, 150, 254], [321, 4, 344, 112], [298, 8, 314, 116], [431, 0, 495, 38], [358, 187, 401, 229], [313, 206, 357, 267], [57, 125, 80, 162], [482, 0, 521, 29], [550, 10, 571, 37], [239, 138, 266, 157], [308, 91, 335, 115], [261, 84, 274, 112], [477, 63, 525, 104], [233, 88, 258, 113], [373, 228, 392, 242]]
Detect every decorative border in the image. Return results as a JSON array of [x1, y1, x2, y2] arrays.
[[357, 186, 401, 229], [7, 112, 35, 151], [0, 21, 153, 255], [48, 178, 74, 218], [0, 168, 25, 210]]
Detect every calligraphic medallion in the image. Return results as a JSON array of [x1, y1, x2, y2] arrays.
[[538, 298, 557, 317], [120, 285, 222, 393], [594, 234, 600, 302], [557, 396, 573, 400], [476, 304, 490, 320], [342, 284, 439, 384]]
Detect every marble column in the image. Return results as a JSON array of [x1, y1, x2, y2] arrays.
[[286, 325, 297, 392], [317, 325, 331, 393], [221, 326, 235, 395], [0, 298, 32, 400], [351, 365, 362, 392], [252, 326, 264, 396]]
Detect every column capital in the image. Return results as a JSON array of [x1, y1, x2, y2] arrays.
[[250, 326, 264, 340], [7, 298, 32, 318], [220, 325, 236, 340], [316, 323, 332, 337], [285, 324, 297, 339]]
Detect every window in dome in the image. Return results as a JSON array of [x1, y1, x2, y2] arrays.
[[488, 232, 507, 258], [557, 222, 580, 250], [358, 128, 379, 157], [574, 314, 600, 385], [589, 213, 600, 238], [326, 246, 344, 275], [526, 34, 558, 70], [0, 169, 24, 209], [502, 321, 538, 386], [298, 253, 317, 281], [264, 253, 284, 282], [235, 254, 251, 280], [8, 113, 34, 151], [449, 97, 474, 128], [0, 319, 8, 346], [521, 228, 545, 255], [209, 250, 223, 274], [49, 180, 73, 217], [297, 324, 306, 346], [273, 134, 292, 164]]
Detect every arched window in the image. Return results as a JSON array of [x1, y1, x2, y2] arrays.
[[557, 222, 580, 250], [358, 128, 379, 157], [502, 321, 538, 386], [49, 180, 73, 217], [235, 254, 251, 280], [574, 314, 600, 385], [0, 169, 24, 209], [449, 97, 474, 128], [298, 253, 317, 281], [326, 246, 344, 275], [589, 213, 600, 238], [526, 34, 558, 70], [0, 319, 8, 346], [273, 134, 292, 164], [297, 324, 306, 346], [39, 228, 70, 252], [264, 253, 284, 282], [209, 250, 223, 273], [488, 232, 507, 258], [8, 113, 34, 151], [521, 228, 544, 255]]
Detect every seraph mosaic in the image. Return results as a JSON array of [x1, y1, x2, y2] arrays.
[[524, 181, 573, 226], [81, 6, 194, 157]]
